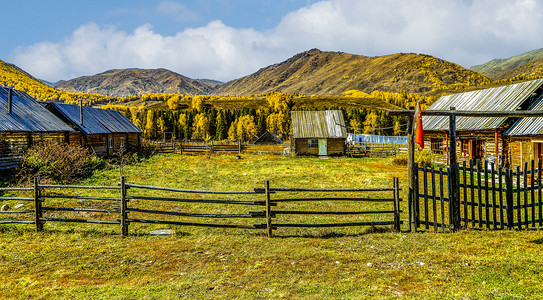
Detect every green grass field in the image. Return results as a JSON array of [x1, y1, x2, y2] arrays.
[[1, 154, 543, 299]]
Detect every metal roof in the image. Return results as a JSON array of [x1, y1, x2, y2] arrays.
[[423, 79, 543, 131], [291, 110, 347, 139], [506, 97, 543, 136], [0, 87, 74, 132], [47, 102, 142, 135]]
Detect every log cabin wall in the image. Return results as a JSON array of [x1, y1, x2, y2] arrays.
[[293, 138, 345, 156], [423, 130, 507, 166]]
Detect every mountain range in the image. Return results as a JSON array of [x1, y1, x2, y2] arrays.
[[2, 48, 543, 102]]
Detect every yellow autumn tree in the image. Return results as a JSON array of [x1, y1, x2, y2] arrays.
[[192, 95, 206, 112], [266, 111, 288, 139], [191, 113, 210, 140], [167, 95, 182, 110], [363, 112, 379, 134], [266, 92, 293, 112], [349, 118, 363, 134]]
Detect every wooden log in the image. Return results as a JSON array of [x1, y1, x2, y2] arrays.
[[125, 183, 259, 194], [517, 166, 522, 230], [269, 187, 396, 192], [41, 217, 120, 225], [40, 185, 120, 190], [539, 159, 542, 227], [499, 166, 504, 229], [423, 165, 429, 229], [127, 207, 255, 218], [531, 160, 535, 227], [127, 218, 258, 229], [272, 221, 398, 228], [0, 197, 34, 201], [440, 168, 445, 233], [42, 207, 120, 213], [0, 220, 35, 224], [272, 210, 397, 215], [269, 197, 397, 202], [41, 195, 120, 201], [128, 196, 265, 205]]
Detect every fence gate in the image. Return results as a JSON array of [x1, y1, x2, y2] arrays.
[[413, 159, 543, 232]]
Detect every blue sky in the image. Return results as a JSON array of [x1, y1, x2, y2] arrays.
[[3, 0, 543, 82]]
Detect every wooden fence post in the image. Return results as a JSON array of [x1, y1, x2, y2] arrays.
[[120, 176, 128, 236], [265, 180, 273, 238], [505, 168, 514, 229], [448, 107, 461, 231], [407, 106, 414, 232], [33, 176, 43, 232], [393, 177, 401, 232]]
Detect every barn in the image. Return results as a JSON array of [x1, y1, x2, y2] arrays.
[[290, 110, 347, 156], [0, 87, 74, 170], [422, 79, 543, 167], [46, 102, 142, 157]]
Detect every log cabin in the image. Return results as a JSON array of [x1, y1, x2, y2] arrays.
[[422, 79, 543, 167], [253, 131, 283, 145], [0, 87, 74, 170], [46, 102, 142, 157], [290, 110, 347, 156]]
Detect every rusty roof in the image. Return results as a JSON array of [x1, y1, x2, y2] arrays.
[[291, 110, 347, 139], [423, 79, 543, 131], [0, 87, 73, 132]]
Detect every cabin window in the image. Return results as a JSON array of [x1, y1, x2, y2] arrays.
[[430, 138, 443, 154], [109, 138, 114, 149], [308, 139, 318, 148], [120, 137, 125, 148]]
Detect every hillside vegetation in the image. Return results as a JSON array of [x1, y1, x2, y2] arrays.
[[55, 68, 216, 97], [471, 48, 543, 79], [0, 60, 120, 105], [219, 49, 491, 96]]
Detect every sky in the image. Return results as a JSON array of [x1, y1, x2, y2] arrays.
[[2, 0, 543, 83]]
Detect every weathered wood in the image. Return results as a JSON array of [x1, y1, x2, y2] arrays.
[[423, 165, 429, 229], [40, 184, 120, 190], [270, 197, 397, 202], [272, 221, 398, 228], [448, 108, 461, 231], [517, 166, 522, 230], [43, 207, 120, 213], [128, 207, 255, 218], [33, 177, 43, 232], [506, 168, 514, 229], [394, 177, 401, 232], [484, 161, 490, 229], [0, 197, 34, 201], [270, 187, 396, 192], [126, 183, 259, 194], [127, 218, 258, 229], [273, 210, 397, 215], [440, 168, 445, 232], [121, 176, 128, 236], [539, 159, 542, 227], [41, 217, 120, 225], [531, 160, 536, 227], [41, 195, 120, 201], [265, 180, 272, 238], [407, 108, 414, 232], [499, 166, 504, 229], [432, 166, 438, 232], [128, 196, 266, 205]]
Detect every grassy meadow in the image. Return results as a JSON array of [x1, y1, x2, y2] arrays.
[[1, 154, 543, 299]]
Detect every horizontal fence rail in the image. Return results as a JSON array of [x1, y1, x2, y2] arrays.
[[0, 177, 402, 237]]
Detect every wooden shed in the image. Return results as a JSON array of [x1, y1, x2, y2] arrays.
[[290, 110, 347, 156], [253, 131, 283, 145], [422, 79, 543, 167], [0, 87, 74, 170], [46, 102, 142, 157]]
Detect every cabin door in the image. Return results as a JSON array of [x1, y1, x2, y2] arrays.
[[534, 142, 543, 162], [318, 139, 327, 156]]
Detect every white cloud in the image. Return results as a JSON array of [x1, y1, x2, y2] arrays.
[[157, 1, 200, 23], [11, 0, 543, 82]]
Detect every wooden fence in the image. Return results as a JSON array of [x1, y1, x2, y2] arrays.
[[0, 177, 401, 237], [152, 142, 289, 156], [413, 159, 543, 232], [347, 143, 404, 158]]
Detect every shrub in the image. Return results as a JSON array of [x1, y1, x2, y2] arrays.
[[17, 142, 105, 183], [392, 150, 435, 167]]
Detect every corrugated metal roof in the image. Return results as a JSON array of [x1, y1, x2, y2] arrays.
[[291, 110, 347, 138], [48, 102, 142, 135], [0, 87, 74, 132], [506, 97, 543, 136], [423, 79, 543, 131]]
